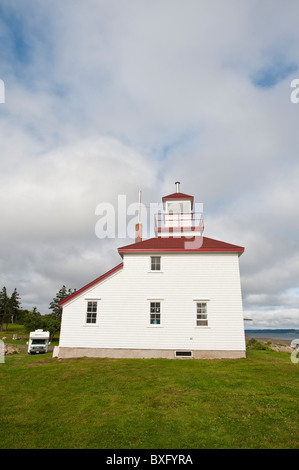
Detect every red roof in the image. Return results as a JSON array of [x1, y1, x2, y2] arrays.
[[118, 236, 244, 255], [162, 192, 194, 201], [59, 262, 123, 306], [162, 192, 194, 208]]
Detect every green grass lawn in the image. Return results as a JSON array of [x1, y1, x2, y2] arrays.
[[1, 342, 298, 449]]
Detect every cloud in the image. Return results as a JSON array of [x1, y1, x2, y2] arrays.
[[244, 308, 299, 329], [0, 1, 298, 328], [0, 136, 157, 311]]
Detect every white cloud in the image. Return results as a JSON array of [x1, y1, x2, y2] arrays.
[[0, 136, 157, 311], [0, 1, 298, 327], [244, 308, 299, 329]]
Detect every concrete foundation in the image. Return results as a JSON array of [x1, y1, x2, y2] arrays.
[[56, 347, 246, 360]]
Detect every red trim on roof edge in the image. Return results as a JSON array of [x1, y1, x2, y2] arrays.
[[119, 247, 244, 254], [118, 236, 244, 256], [59, 263, 123, 307], [162, 192, 194, 200], [162, 192, 194, 208]]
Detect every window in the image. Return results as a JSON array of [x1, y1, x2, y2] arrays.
[[167, 201, 191, 214], [150, 301, 161, 324], [32, 339, 46, 345], [151, 256, 161, 271], [196, 302, 208, 326], [86, 301, 97, 323]]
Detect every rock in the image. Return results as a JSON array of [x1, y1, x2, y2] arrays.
[[269, 343, 293, 353], [4, 345, 20, 355]]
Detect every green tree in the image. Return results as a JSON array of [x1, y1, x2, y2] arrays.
[[0, 287, 21, 330], [41, 314, 61, 341], [49, 285, 76, 322], [16, 308, 29, 325], [9, 288, 21, 324], [23, 307, 42, 333], [0, 287, 9, 331]]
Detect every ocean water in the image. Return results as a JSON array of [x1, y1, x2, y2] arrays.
[[245, 329, 299, 341]]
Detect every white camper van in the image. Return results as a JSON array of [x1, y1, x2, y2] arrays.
[[27, 329, 50, 354]]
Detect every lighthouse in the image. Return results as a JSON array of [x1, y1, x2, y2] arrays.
[[58, 182, 246, 360]]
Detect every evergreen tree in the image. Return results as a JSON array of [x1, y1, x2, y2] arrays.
[[49, 285, 76, 322], [0, 287, 21, 330], [9, 288, 21, 324], [0, 287, 9, 331]]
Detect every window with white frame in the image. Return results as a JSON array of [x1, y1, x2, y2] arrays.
[[151, 256, 161, 271], [86, 301, 98, 324], [166, 201, 191, 214], [150, 301, 161, 324], [196, 302, 208, 326]]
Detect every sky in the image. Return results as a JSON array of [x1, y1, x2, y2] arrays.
[[0, 0, 299, 329]]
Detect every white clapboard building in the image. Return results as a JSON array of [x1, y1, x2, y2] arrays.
[[57, 183, 246, 359]]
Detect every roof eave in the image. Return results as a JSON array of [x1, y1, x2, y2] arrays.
[[118, 248, 244, 254]]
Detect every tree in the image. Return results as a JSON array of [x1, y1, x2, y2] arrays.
[[16, 308, 29, 325], [49, 285, 76, 322], [9, 288, 21, 324], [0, 287, 21, 330], [23, 308, 42, 333], [0, 287, 9, 331], [41, 314, 61, 341]]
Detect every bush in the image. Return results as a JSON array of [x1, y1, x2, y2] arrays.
[[23, 311, 42, 333], [246, 338, 271, 350]]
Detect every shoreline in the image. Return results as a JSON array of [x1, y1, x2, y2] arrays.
[[245, 335, 291, 345]]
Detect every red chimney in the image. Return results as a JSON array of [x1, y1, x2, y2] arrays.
[[135, 190, 142, 243], [135, 223, 142, 243]]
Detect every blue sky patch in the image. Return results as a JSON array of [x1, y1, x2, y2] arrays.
[[0, 6, 31, 65], [252, 60, 299, 88]]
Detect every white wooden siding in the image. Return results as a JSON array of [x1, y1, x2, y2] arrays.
[[59, 252, 245, 351]]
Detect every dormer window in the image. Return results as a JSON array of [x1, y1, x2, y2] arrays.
[[151, 256, 161, 271]]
